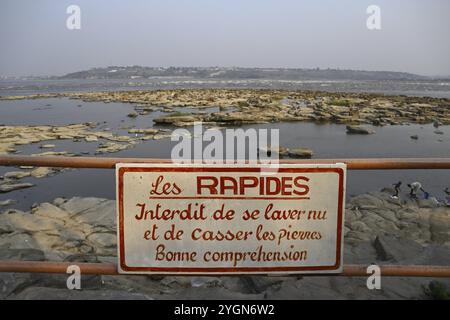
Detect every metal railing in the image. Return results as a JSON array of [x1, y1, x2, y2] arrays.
[[2, 155, 450, 170], [1, 155, 450, 277]]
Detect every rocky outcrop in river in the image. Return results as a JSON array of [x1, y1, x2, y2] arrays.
[[2, 89, 450, 127]]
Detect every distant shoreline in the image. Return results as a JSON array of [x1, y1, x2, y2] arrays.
[[3, 66, 443, 81]]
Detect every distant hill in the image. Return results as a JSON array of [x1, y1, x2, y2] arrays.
[[58, 66, 429, 81]]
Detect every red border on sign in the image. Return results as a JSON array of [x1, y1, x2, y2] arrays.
[[118, 166, 345, 273]]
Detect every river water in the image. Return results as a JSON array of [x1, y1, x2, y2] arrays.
[[0, 79, 449, 210]]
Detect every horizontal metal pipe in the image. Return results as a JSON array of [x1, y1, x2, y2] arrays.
[[1, 155, 450, 170], [0, 260, 450, 277], [0, 260, 118, 275]]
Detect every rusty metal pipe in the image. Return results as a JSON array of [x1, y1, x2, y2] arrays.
[[1, 260, 450, 277], [0, 260, 118, 275], [1, 155, 450, 170]]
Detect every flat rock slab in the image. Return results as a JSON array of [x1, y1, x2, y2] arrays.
[[0, 199, 16, 207], [0, 182, 34, 193], [374, 235, 424, 262], [3, 171, 31, 180]]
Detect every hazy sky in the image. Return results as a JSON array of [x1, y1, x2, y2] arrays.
[[1, 0, 449, 77]]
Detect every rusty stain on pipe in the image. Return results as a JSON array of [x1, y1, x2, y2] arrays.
[[1, 155, 450, 170]]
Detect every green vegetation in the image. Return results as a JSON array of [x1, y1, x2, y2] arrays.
[[423, 281, 450, 300]]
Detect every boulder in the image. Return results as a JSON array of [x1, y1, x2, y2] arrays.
[[373, 235, 423, 262], [0, 248, 45, 261], [288, 148, 313, 159], [85, 135, 98, 142], [404, 245, 450, 265], [264, 278, 341, 300], [346, 125, 375, 134], [30, 167, 56, 179], [3, 171, 31, 180], [238, 275, 286, 294], [258, 146, 289, 158], [190, 277, 223, 288]]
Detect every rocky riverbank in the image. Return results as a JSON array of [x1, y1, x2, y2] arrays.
[[0, 123, 173, 156], [0, 123, 124, 156], [0, 189, 449, 299], [2, 89, 450, 127], [0, 123, 175, 193]]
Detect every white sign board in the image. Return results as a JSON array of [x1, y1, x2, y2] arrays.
[[116, 164, 346, 274]]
